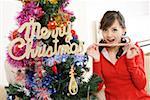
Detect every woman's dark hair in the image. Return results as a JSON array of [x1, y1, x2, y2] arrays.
[[100, 11, 126, 30], [99, 11, 126, 59]]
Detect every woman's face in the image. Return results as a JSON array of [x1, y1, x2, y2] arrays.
[[102, 19, 126, 44]]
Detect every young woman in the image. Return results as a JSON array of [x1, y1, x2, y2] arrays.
[[87, 11, 150, 100]]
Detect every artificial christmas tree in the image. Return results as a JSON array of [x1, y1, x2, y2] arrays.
[[5, 0, 102, 99]]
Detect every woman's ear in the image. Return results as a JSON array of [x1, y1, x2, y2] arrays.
[[124, 32, 126, 35], [123, 28, 127, 36]]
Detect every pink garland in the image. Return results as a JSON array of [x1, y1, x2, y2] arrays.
[[17, 1, 44, 26]]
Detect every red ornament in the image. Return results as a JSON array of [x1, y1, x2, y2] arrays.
[[13, 44, 21, 54], [37, 61, 42, 67], [52, 65, 58, 74], [47, 21, 56, 30], [38, 70, 43, 78], [71, 29, 76, 36], [63, 22, 67, 26], [30, 60, 35, 66], [36, 60, 43, 78], [37, 66, 43, 78], [10, 30, 18, 40]]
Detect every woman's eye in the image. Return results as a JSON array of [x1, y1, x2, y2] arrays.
[[112, 28, 118, 32], [103, 29, 107, 32]]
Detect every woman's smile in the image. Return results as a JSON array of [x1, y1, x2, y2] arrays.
[[105, 38, 116, 43]]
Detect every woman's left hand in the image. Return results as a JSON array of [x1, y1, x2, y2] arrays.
[[126, 44, 140, 59]]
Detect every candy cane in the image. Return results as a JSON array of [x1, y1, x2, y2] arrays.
[[96, 37, 150, 47]]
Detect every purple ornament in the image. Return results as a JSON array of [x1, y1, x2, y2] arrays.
[[46, 57, 55, 67]]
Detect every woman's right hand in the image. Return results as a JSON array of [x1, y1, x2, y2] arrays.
[[87, 44, 100, 62]]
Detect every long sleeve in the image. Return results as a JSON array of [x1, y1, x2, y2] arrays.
[[126, 46, 146, 90], [93, 56, 104, 91]]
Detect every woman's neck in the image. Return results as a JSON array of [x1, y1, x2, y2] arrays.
[[107, 46, 119, 53], [106, 46, 119, 65]]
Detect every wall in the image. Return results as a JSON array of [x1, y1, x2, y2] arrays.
[[0, 0, 22, 86]]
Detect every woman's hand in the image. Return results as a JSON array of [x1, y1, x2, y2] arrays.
[[126, 43, 140, 59], [87, 44, 100, 61]]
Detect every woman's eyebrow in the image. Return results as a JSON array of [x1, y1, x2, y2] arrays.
[[111, 27, 118, 29]]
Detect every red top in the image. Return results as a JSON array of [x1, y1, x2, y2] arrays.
[[93, 46, 150, 100]]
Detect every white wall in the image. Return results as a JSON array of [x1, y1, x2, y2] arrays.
[[0, 0, 22, 86], [83, 0, 150, 52], [0, 0, 150, 86]]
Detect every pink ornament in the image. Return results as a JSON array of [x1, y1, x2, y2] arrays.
[[15, 70, 25, 82]]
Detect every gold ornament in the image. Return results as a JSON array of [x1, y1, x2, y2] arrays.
[[68, 65, 78, 95], [47, 0, 58, 4], [54, 15, 63, 27], [87, 86, 90, 100]]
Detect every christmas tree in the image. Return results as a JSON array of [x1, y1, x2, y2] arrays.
[[5, 0, 102, 99]]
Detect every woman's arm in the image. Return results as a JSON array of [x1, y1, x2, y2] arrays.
[[126, 44, 146, 90], [93, 58, 104, 91], [87, 44, 104, 90]]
